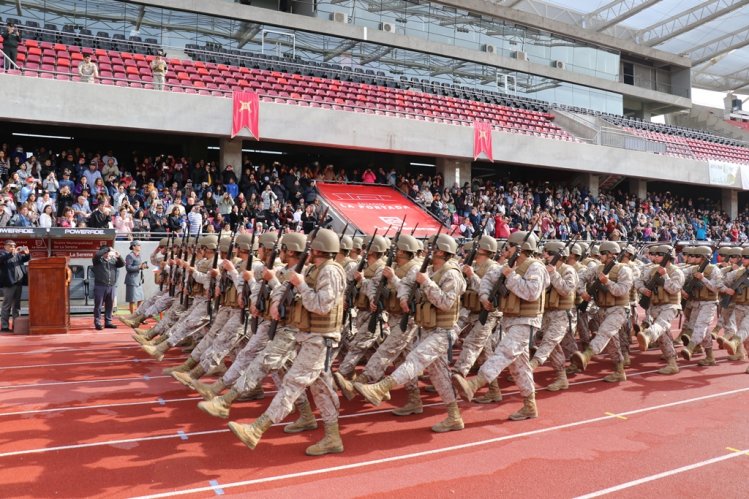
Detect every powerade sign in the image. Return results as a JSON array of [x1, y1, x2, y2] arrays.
[[0, 228, 116, 257]]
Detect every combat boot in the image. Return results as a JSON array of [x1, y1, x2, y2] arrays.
[[228, 414, 272, 450], [697, 348, 717, 366], [334, 372, 359, 401], [474, 379, 503, 403], [237, 385, 265, 401], [121, 314, 146, 328], [680, 341, 698, 361], [163, 357, 198, 376], [172, 365, 205, 387], [134, 327, 149, 336], [284, 400, 318, 434], [636, 331, 650, 351], [508, 393, 538, 421], [451, 372, 488, 402], [723, 336, 741, 356], [603, 362, 627, 383], [431, 402, 464, 433], [195, 379, 225, 400], [391, 387, 423, 416], [622, 351, 631, 368], [197, 387, 241, 418], [142, 341, 169, 361], [657, 357, 679, 375], [305, 422, 344, 456], [547, 371, 569, 392], [529, 358, 540, 371], [679, 329, 692, 347], [728, 342, 747, 361], [571, 347, 594, 371], [354, 376, 396, 406], [565, 364, 580, 376], [131, 333, 149, 346]]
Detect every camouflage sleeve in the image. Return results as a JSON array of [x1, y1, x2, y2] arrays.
[[396, 266, 419, 301], [228, 268, 241, 288], [467, 266, 482, 292], [576, 266, 597, 294], [663, 266, 684, 294], [365, 265, 386, 301], [420, 267, 466, 311], [608, 265, 633, 297], [479, 265, 503, 301], [630, 264, 641, 282], [635, 267, 649, 293], [150, 251, 164, 266], [506, 261, 548, 302], [722, 268, 741, 288], [192, 258, 212, 285], [550, 265, 577, 297], [296, 264, 345, 314], [702, 266, 723, 293]]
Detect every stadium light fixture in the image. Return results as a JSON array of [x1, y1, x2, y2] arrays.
[[410, 162, 436, 167]]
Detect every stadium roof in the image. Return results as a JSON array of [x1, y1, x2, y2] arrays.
[[506, 0, 749, 94]]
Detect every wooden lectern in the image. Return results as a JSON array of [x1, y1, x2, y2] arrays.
[[29, 257, 71, 335]]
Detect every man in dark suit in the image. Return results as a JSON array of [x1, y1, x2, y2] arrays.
[[0, 240, 30, 332], [91, 244, 124, 330]]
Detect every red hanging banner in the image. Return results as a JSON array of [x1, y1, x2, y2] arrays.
[[473, 121, 493, 161], [231, 91, 260, 139]]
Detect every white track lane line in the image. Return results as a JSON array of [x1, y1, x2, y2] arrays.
[[126, 386, 749, 499], [0, 344, 142, 355], [0, 375, 173, 390], [0, 359, 731, 413], [575, 448, 749, 498], [0, 356, 185, 370]]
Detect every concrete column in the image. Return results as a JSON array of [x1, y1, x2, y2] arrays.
[[629, 179, 647, 200], [723, 189, 738, 219], [436, 158, 471, 189], [219, 138, 243, 180]]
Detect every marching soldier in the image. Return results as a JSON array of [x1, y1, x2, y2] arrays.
[[534, 241, 578, 391], [570, 241, 633, 382], [227, 229, 347, 456], [680, 246, 722, 366], [635, 245, 685, 375], [619, 244, 641, 367], [719, 246, 749, 373], [452, 230, 549, 421], [354, 233, 467, 433], [451, 235, 503, 403], [334, 234, 423, 415]]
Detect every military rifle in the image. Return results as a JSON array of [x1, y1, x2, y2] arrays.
[[250, 229, 281, 335], [343, 228, 379, 329], [548, 236, 578, 266], [213, 226, 239, 317], [180, 232, 200, 306], [240, 221, 257, 331], [159, 232, 174, 292], [479, 218, 539, 325], [368, 216, 406, 334], [578, 248, 626, 313], [720, 253, 749, 308], [206, 231, 223, 318], [399, 224, 443, 332], [410, 222, 419, 236]]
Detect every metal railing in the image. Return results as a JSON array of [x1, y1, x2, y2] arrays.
[[599, 127, 668, 155]]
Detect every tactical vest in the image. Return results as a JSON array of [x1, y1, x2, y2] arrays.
[[463, 259, 496, 312], [733, 269, 749, 305], [355, 259, 384, 310], [500, 259, 545, 317], [386, 258, 418, 314], [415, 262, 461, 328], [695, 265, 718, 302], [192, 259, 211, 297], [221, 257, 245, 308], [264, 266, 292, 322], [628, 262, 639, 303], [582, 257, 597, 267], [545, 263, 575, 311], [594, 263, 629, 308], [291, 259, 345, 333], [650, 264, 681, 306]]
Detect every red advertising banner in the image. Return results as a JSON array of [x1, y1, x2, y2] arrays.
[[231, 90, 260, 139], [316, 183, 444, 238]]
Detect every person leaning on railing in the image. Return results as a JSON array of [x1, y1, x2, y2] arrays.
[[2, 22, 21, 67]]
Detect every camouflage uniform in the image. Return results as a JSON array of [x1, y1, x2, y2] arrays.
[[540, 262, 578, 371], [636, 262, 684, 361], [453, 259, 501, 377], [682, 264, 722, 350], [722, 267, 749, 369], [165, 258, 212, 348], [264, 259, 346, 426], [387, 261, 466, 405], [577, 262, 634, 363], [477, 258, 549, 398]]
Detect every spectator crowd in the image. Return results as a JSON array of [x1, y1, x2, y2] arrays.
[[0, 141, 746, 243]]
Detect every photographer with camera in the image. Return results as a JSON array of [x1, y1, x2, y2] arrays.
[[0, 240, 30, 332], [125, 240, 147, 315], [92, 244, 124, 330], [2, 22, 21, 68]]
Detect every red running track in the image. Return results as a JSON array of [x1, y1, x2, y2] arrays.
[[0, 319, 748, 498]]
